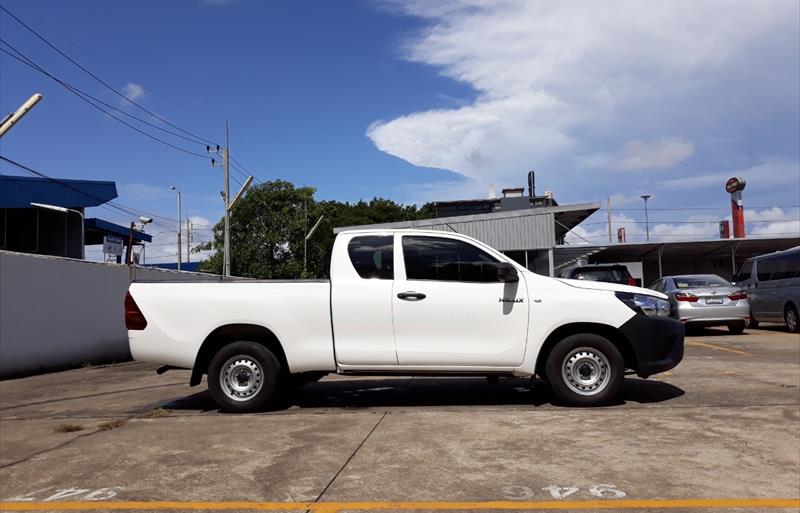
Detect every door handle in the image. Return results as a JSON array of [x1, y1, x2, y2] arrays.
[[397, 291, 426, 301]]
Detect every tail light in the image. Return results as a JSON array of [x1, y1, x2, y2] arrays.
[[728, 290, 747, 301], [675, 292, 699, 302], [627, 276, 636, 286], [125, 291, 147, 330]]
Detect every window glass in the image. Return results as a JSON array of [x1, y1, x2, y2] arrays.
[[757, 259, 777, 282], [575, 269, 624, 282], [738, 261, 752, 281], [402, 236, 500, 282], [347, 235, 393, 279], [759, 253, 800, 281], [673, 275, 731, 288]]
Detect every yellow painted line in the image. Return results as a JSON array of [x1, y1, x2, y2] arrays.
[[686, 341, 753, 356], [1, 499, 798, 511]]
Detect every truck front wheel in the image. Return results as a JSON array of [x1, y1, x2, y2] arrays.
[[208, 341, 282, 413], [545, 334, 624, 406]]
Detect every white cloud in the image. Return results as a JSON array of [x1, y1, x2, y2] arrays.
[[614, 138, 695, 171], [566, 206, 800, 245], [657, 159, 800, 190], [371, 0, 798, 193], [121, 82, 144, 103]]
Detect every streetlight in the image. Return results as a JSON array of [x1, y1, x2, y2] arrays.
[[30, 202, 84, 259], [138, 216, 152, 264], [640, 194, 652, 242], [1, 93, 42, 138], [170, 186, 182, 270]]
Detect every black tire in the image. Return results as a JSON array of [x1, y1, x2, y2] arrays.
[[728, 322, 746, 335], [545, 333, 624, 407], [207, 341, 282, 413], [785, 304, 800, 333]]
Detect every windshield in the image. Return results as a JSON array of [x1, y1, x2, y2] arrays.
[[674, 275, 731, 289]]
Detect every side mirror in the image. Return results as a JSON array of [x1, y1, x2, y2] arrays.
[[497, 262, 519, 283]]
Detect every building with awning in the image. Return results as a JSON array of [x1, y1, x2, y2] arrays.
[[0, 175, 150, 260], [554, 237, 800, 285]]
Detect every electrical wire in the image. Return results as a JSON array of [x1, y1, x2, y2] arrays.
[[0, 4, 215, 147], [0, 43, 211, 148], [0, 42, 211, 160]]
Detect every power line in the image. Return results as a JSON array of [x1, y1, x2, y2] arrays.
[[0, 4, 216, 147], [613, 206, 799, 211], [0, 42, 210, 160], [0, 43, 210, 148], [0, 155, 176, 232]]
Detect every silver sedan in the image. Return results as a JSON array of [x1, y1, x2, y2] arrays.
[[650, 274, 750, 334]]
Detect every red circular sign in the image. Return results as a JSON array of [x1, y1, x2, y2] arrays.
[[726, 177, 745, 193]]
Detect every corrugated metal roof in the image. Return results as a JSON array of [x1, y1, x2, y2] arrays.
[[0, 175, 118, 208], [84, 218, 152, 243], [333, 202, 600, 251]]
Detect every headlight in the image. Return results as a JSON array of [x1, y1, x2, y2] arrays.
[[615, 291, 671, 317]]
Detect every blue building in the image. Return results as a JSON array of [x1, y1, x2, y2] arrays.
[[0, 175, 151, 260]]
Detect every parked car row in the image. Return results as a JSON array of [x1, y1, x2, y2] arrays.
[[562, 246, 799, 333]]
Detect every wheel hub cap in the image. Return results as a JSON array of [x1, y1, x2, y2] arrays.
[[220, 357, 263, 402], [562, 348, 611, 396]]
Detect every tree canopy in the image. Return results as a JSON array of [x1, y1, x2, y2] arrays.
[[198, 180, 434, 279]]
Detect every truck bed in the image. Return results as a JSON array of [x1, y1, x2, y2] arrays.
[[128, 280, 335, 373]]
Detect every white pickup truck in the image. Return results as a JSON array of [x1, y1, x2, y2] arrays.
[[127, 229, 684, 412]]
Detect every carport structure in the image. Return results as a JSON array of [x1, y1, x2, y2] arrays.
[[554, 236, 800, 285]]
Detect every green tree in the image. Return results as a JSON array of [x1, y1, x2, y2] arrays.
[[198, 180, 435, 279]]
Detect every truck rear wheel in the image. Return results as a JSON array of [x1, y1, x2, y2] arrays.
[[545, 333, 624, 406], [208, 341, 282, 413]]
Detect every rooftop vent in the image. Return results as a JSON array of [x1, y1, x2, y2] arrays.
[[502, 187, 525, 198]]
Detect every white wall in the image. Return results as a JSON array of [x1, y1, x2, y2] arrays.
[[0, 250, 226, 379]]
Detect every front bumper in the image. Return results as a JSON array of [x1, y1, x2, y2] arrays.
[[619, 315, 685, 378]]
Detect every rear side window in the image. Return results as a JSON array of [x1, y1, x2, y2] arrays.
[[403, 236, 500, 282], [347, 235, 393, 279], [758, 253, 800, 281]]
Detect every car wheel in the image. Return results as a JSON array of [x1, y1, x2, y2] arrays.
[[728, 322, 746, 335], [208, 341, 282, 413], [785, 305, 800, 333], [545, 333, 624, 406]]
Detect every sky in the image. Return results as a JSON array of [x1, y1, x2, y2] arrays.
[[1, 0, 798, 262]]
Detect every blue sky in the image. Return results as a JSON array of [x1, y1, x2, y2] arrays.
[[1, 0, 798, 261]]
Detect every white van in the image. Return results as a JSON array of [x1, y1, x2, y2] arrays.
[[734, 246, 800, 333]]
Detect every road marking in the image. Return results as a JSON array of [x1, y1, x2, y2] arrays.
[[685, 341, 753, 356], [1, 499, 798, 511]]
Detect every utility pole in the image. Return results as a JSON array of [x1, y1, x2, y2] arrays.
[[640, 194, 651, 242], [207, 121, 252, 278], [223, 122, 231, 277], [186, 215, 191, 264], [607, 195, 612, 243], [170, 186, 182, 270]]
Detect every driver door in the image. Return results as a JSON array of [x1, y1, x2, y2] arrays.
[[392, 234, 528, 367]]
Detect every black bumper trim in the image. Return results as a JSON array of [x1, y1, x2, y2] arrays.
[[618, 315, 685, 378]]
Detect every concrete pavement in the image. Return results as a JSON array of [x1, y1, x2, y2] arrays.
[[0, 327, 798, 512]]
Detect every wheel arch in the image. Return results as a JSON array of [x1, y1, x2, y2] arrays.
[[535, 322, 636, 378], [191, 323, 289, 386]]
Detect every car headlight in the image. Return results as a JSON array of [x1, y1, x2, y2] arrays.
[[615, 291, 671, 317]]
